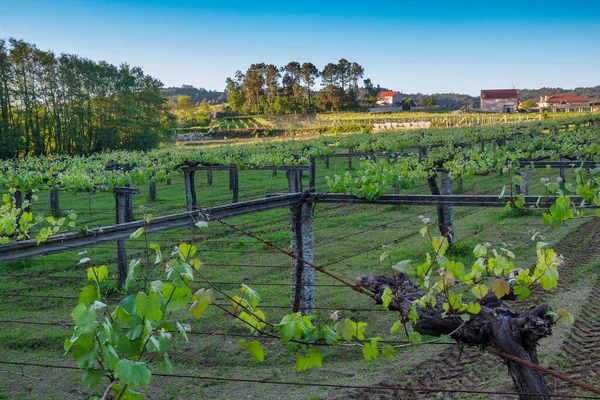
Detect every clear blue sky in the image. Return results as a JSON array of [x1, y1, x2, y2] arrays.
[[1, 0, 599, 95]]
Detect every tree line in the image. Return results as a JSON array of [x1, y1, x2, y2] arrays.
[[225, 59, 381, 114], [0, 38, 175, 159], [163, 84, 226, 104]]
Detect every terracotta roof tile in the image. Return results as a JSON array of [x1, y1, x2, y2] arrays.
[[481, 89, 518, 99], [544, 93, 590, 104], [379, 91, 399, 97]]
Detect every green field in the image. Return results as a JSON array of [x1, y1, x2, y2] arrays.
[[0, 153, 597, 399]]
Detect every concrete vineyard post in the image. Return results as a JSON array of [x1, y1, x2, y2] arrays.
[[515, 170, 530, 195], [50, 188, 60, 216], [440, 171, 454, 249], [183, 168, 197, 212], [286, 169, 302, 193], [149, 172, 157, 201], [232, 167, 239, 203], [114, 186, 139, 289], [290, 200, 315, 315], [309, 157, 316, 192]]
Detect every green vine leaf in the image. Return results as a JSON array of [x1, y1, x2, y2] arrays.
[[114, 360, 152, 389]]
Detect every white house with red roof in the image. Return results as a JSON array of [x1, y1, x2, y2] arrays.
[[377, 91, 401, 106], [537, 94, 590, 109]]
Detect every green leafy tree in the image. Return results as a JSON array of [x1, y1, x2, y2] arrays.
[[299, 62, 320, 109], [422, 96, 436, 108], [520, 99, 536, 110]]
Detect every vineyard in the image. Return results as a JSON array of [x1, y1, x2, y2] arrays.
[[2, 115, 600, 399], [175, 118, 276, 139]]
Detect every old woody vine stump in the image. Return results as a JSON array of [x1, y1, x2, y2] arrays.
[[360, 223, 570, 399]]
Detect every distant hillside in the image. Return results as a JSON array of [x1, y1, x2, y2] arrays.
[[518, 86, 600, 102], [163, 85, 226, 103], [378, 86, 600, 107]]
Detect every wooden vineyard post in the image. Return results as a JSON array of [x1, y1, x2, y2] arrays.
[[114, 186, 140, 289], [183, 168, 197, 212], [290, 198, 315, 315], [50, 188, 60, 215], [324, 155, 330, 169], [207, 169, 213, 186], [309, 157, 316, 192]]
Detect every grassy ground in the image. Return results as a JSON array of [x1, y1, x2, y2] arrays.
[[0, 154, 594, 399]]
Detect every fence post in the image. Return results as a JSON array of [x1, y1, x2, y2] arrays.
[[149, 172, 157, 201], [559, 158, 566, 189], [286, 169, 302, 193], [50, 188, 60, 215], [183, 168, 197, 212], [418, 146, 427, 162], [232, 167, 239, 203], [428, 172, 454, 249], [515, 170, 530, 195], [290, 197, 315, 315], [207, 169, 213, 186], [325, 155, 330, 169], [309, 157, 316, 192], [229, 169, 234, 190], [114, 186, 140, 289], [347, 148, 353, 169]]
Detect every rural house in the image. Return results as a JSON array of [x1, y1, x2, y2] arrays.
[[537, 94, 590, 112], [377, 91, 401, 106], [480, 89, 519, 113]]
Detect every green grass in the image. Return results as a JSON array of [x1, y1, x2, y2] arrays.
[[0, 154, 595, 399]]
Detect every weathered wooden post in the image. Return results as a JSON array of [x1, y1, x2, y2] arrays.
[[114, 186, 140, 289], [50, 188, 60, 215], [324, 155, 330, 169], [207, 169, 213, 186], [290, 195, 315, 315], [309, 157, 316, 192], [183, 167, 197, 212]]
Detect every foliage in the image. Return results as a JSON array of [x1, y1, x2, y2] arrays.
[[0, 38, 175, 158]]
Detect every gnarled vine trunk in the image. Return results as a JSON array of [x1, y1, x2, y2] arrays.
[[357, 274, 553, 399]]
